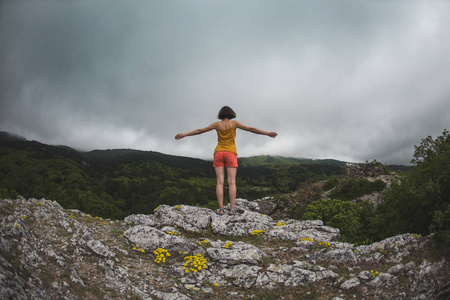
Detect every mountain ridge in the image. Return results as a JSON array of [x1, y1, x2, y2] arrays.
[[0, 130, 412, 169]]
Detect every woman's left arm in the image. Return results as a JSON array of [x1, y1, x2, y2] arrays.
[[234, 121, 278, 138], [175, 123, 217, 140]]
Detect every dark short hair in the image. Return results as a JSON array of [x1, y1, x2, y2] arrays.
[[218, 106, 236, 120]]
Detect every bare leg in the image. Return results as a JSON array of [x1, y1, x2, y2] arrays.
[[215, 167, 225, 210], [227, 167, 237, 211]]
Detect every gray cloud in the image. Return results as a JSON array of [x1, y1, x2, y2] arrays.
[[1, 0, 449, 165]]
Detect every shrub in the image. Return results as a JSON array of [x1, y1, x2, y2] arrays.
[[429, 204, 450, 246], [302, 198, 360, 242], [322, 177, 341, 191]]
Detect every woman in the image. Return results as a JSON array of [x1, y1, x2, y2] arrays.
[[175, 106, 277, 216]]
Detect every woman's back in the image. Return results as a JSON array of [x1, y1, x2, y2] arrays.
[[215, 120, 236, 154], [216, 119, 234, 131]]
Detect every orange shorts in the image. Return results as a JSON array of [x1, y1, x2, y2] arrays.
[[213, 151, 238, 168]]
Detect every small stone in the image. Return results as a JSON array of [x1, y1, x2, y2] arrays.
[[341, 278, 360, 290]]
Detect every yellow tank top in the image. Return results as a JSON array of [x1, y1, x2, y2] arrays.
[[214, 122, 237, 154]]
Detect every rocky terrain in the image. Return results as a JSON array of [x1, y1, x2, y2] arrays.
[[1, 197, 449, 300]]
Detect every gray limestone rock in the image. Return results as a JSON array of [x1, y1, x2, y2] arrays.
[[206, 241, 267, 265], [153, 205, 215, 232], [341, 277, 361, 289], [124, 225, 201, 254], [86, 239, 115, 258], [268, 219, 340, 242], [368, 273, 399, 288], [318, 248, 358, 265], [211, 209, 273, 236], [388, 264, 405, 275]]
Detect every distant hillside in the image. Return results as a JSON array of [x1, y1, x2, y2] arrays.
[[238, 155, 347, 167], [0, 131, 410, 219]]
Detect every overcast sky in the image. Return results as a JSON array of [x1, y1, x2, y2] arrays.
[[1, 1, 449, 165]]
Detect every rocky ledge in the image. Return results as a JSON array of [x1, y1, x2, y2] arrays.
[[1, 197, 449, 299]]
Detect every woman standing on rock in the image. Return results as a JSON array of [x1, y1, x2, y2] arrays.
[[175, 106, 277, 216]]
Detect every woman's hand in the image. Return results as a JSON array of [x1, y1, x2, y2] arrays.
[[175, 133, 185, 140], [268, 132, 278, 138]]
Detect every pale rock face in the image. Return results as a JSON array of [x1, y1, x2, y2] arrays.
[[210, 209, 273, 236], [206, 241, 266, 265], [124, 225, 202, 254], [368, 272, 399, 288], [268, 219, 340, 242], [86, 239, 115, 258], [153, 205, 215, 232], [317, 248, 359, 265], [1, 197, 449, 300], [341, 277, 361, 289]]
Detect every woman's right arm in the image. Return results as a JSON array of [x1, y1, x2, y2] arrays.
[[234, 121, 278, 138], [175, 123, 217, 140]]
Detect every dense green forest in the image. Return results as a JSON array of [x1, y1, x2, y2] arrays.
[[0, 131, 345, 219]]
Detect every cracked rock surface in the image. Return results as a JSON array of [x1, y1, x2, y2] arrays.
[[1, 197, 449, 299]]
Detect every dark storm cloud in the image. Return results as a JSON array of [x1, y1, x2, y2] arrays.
[[1, 0, 449, 165]]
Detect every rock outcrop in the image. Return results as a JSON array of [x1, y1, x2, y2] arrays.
[[1, 197, 449, 299]]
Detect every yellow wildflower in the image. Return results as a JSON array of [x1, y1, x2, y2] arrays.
[[251, 229, 265, 236], [183, 254, 207, 274], [224, 241, 233, 249], [300, 237, 314, 242], [153, 248, 170, 264]]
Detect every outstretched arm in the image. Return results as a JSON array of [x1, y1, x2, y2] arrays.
[[234, 121, 278, 138], [175, 123, 217, 140]]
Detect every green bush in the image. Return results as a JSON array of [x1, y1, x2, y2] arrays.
[[302, 198, 359, 242], [322, 177, 341, 191], [302, 198, 378, 243], [429, 204, 450, 245]]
